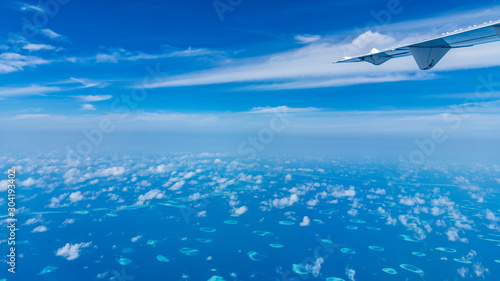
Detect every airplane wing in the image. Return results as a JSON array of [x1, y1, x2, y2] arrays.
[[333, 20, 500, 70]]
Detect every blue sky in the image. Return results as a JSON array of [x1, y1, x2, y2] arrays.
[[1, 0, 500, 158]]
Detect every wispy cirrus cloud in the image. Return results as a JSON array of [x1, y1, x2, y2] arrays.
[[89, 46, 225, 64], [0, 85, 60, 98], [39, 28, 64, 40], [0, 52, 49, 74], [12, 114, 52, 120], [22, 43, 56, 52], [0, 78, 110, 99], [80, 104, 97, 111], [74, 95, 112, 102], [65, 77, 109, 88], [295, 34, 322, 44], [17, 2, 45, 13], [247, 106, 320, 114], [136, 7, 500, 91]]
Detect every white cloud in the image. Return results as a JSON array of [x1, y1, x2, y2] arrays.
[[458, 267, 468, 278], [285, 174, 292, 181], [136, 8, 500, 91], [40, 28, 63, 40], [137, 31, 412, 90], [0, 85, 59, 98], [62, 218, 75, 226], [75, 95, 112, 102], [131, 235, 142, 242], [95, 167, 125, 177], [66, 77, 108, 89], [56, 242, 91, 260], [48, 193, 69, 208], [331, 186, 356, 197], [0, 53, 49, 74], [347, 209, 358, 216], [166, 47, 220, 58], [24, 217, 41, 225], [19, 3, 45, 12], [81, 104, 96, 110], [445, 227, 468, 243], [13, 114, 51, 119], [96, 53, 118, 63], [431, 207, 444, 216], [169, 180, 185, 191], [311, 257, 323, 277], [299, 216, 310, 226], [7, 100, 500, 141], [136, 189, 164, 205], [91, 46, 221, 64], [295, 34, 321, 44], [20, 177, 38, 187], [399, 196, 425, 206], [0, 180, 8, 192], [248, 106, 319, 114], [345, 267, 356, 281], [231, 206, 248, 217], [22, 43, 56, 52], [32, 225, 48, 233], [473, 262, 489, 278], [485, 209, 498, 221], [271, 194, 298, 208], [386, 216, 397, 225], [69, 191, 84, 203]]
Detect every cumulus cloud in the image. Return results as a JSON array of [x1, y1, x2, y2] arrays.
[[386, 216, 397, 225], [345, 266, 356, 281], [56, 242, 91, 260], [20, 177, 39, 187], [48, 193, 69, 208], [473, 262, 489, 278], [431, 206, 444, 216], [271, 194, 299, 208], [445, 227, 468, 243], [231, 206, 248, 217], [299, 216, 310, 226], [311, 257, 323, 277], [69, 191, 84, 203], [95, 167, 125, 177], [399, 196, 425, 206], [136, 189, 164, 205], [169, 180, 185, 191], [331, 186, 356, 197], [131, 235, 142, 242]]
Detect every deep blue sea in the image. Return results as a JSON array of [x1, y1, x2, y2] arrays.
[[1, 153, 499, 281]]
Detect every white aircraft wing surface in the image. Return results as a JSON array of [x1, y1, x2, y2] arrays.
[[333, 20, 500, 70]]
